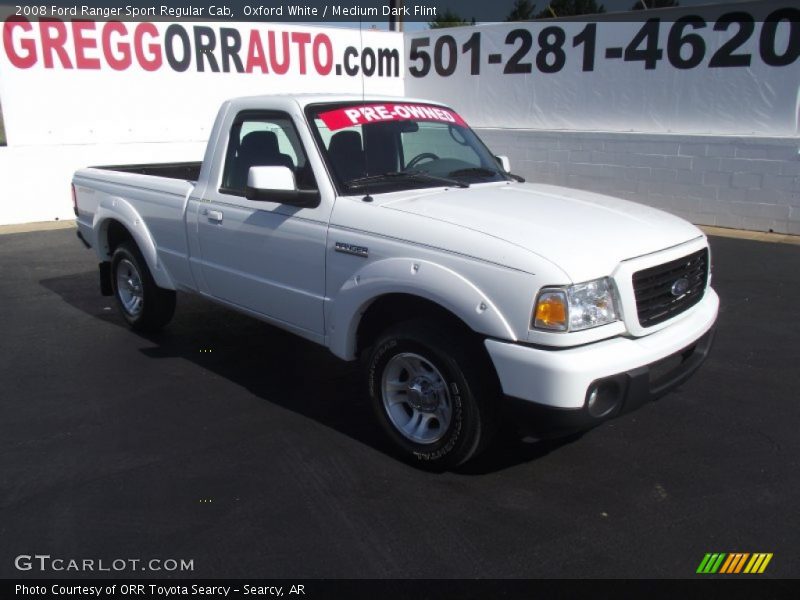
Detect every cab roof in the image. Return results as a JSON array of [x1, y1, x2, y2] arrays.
[[223, 94, 451, 113]]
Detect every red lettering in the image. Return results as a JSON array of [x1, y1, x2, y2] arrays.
[[72, 20, 100, 69], [3, 16, 37, 69], [290, 32, 310, 75], [245, 30, 267, 73], [134, 22, 161, 71], [39, 19, 72, 69], [268, 31, 289, 75], [312, 33, 332, 75], [101, 21, 131, 70]]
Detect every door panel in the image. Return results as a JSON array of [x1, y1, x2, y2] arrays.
[[193, 109, 328, 337], [196, 200, 327, 335]]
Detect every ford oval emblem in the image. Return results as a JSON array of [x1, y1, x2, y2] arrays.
[[671, 277, 690, 297]]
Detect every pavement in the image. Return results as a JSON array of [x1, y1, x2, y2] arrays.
[[0, 227, 798, 579]]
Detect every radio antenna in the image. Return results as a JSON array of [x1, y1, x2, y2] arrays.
[[358, 16, 365, 101], [358, 16, 375, 199]]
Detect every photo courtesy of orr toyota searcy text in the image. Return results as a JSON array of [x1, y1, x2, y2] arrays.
[[2, 17, 401, 76], [14, 583, 300, 596]]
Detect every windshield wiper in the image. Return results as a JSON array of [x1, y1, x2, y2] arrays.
[[448, 167, 526, 183], [447, 167, 500, 178], [346, 170, 469, 190]]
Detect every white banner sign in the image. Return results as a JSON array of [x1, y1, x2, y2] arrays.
[[404, 2, 800, 136], [0, 19, 404, 146]]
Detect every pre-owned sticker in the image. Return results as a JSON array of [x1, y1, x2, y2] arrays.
[[318, 103, 467, 131]]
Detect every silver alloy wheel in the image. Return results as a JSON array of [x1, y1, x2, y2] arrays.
[[381, 352, 452, 444], [116, 258, 144, 317]]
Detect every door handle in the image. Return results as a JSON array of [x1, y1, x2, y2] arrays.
[[202, 209, 223, 223]]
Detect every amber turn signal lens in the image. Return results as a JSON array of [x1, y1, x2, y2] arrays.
[[534, 291, 568, 331]]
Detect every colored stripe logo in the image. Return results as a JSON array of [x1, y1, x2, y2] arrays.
[[697, 553, 773, 574]]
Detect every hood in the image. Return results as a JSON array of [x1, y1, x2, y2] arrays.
[[381, 182, 704, 282]]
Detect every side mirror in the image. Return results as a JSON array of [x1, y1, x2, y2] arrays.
[[495, 155, 511, 172], [245, 166, 320, 208]]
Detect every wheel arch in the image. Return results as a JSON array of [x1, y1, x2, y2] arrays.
[[356, 293, 473, 356], [94, 202, 175, 290], [328, 258, 517, 360]]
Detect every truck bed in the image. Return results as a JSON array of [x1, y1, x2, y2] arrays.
[[91, 161, 202, 182], [74, 161, 201, 280]]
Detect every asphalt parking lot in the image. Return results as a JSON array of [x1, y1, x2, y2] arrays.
[[1, 227, 798, 579]]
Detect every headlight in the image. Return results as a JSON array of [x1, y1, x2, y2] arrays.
[[533, 277, 620, 332]]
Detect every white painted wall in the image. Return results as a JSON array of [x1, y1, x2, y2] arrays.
[[0, 142, 206, 224], [477, 129, 800, 235]]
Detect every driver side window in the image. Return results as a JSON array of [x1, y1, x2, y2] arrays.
[[221, 112, 316, 195]]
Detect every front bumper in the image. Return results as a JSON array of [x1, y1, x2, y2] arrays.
[[485, 288, 719, 435]]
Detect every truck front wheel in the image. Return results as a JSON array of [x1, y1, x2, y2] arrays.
[[366, 320, 498, 470], [110, 242, 175, 332]]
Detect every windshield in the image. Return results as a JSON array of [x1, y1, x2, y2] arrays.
[[305, 102, 510, 193]]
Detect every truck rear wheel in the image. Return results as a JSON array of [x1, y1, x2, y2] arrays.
[[365, 320, 499, 470], [110, 242, 175, 332]]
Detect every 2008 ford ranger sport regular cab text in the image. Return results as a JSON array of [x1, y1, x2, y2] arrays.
[[73, 94, 718, 469]]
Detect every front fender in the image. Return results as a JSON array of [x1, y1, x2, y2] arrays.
[[328, 257, 516, 360], [93, 198, 176, 290]]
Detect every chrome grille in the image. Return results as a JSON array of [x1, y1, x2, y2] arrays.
[[633, 248, 708, 327]]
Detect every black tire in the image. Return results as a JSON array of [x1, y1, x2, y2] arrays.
[[365, 319, 499, 470], [110, 242, 175, 332]]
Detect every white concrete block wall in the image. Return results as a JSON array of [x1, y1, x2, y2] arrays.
[[477, 129, 800, 236], [0, 142, 206, 225]]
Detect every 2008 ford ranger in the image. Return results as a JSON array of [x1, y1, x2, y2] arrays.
[[73, 94, 718, 469]]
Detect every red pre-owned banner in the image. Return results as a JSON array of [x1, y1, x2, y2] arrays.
[[318, 103, 467, 131]]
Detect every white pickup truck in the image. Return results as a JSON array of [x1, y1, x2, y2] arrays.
[[74, 94, 718, 469]]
